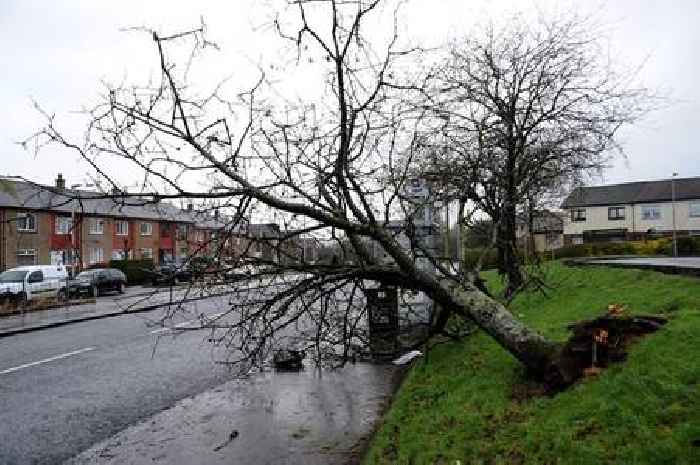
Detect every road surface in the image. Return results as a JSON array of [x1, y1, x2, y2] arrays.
[[0, 294, 239, 464], [586, 256, 700, 269], [0, 289, 395, 465]]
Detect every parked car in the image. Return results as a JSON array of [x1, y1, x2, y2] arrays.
[[149, 263, 193, 286], [68, 268, 127, 297], [0, 265, 68, 303], [222, 267, 249, 283], [272, 348, 306, 371], [188, 256, 215, 278]]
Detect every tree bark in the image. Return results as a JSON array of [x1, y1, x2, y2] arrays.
[[497, 202, 524, 297], [448, 283, 557, 376]]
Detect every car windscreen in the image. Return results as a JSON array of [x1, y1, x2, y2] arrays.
[[0, 270, 29, 283], [76, 271, 96, 280], [109, 269, 125, 279]]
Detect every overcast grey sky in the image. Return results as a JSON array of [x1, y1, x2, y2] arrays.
[[1, 0, 699, 189]]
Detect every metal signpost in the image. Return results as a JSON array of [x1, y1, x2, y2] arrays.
[[366, 177, 440, 357]]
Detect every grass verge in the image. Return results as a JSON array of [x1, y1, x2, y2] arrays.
[[364, 262, 700, 465]]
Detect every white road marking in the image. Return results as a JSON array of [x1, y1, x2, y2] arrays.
[[0, 347, 95, 375], [150, 312, 225, 334]]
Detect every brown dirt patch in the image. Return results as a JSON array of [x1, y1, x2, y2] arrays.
[[517, 306, 668, 397]]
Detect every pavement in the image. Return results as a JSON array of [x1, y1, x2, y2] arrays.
[[574, 256, 700, 276], [66, 364, 399, 465], [0, 287, 399, 465], [0, 283, 233, 338]]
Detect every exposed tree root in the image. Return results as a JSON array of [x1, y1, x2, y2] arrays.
[[529, 308, 668, 395]]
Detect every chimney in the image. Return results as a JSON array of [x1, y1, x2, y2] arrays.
[[55, 173, 66, 190]]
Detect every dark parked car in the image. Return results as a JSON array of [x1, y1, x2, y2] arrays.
[[150, 263, 193, 286], [68, 268, 127, 297]]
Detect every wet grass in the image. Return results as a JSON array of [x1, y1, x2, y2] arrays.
[[364, 263, 700, 465]]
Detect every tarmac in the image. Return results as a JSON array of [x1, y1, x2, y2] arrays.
[[65, 363, 401, 465], [0, 283, 404, 464], [572, 256, 700, 277]]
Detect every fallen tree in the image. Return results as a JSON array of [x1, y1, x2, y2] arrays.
[[23, 0, 651, 384]]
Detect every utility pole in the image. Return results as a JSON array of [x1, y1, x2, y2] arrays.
[[671, 173, 678, 257], [70, 183, 95, 273], [443, 196, 450, 265]]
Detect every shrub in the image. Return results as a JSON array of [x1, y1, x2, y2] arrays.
[[630, 238, 670, 255], [109, 259, 155, 285], [662, 236, 700, 256], [553, 241, 636, 259], [85, 262, 109, 271], [550, 244, 590, 259], [677, 236, 700, 255], [463, 248, 499, 270]]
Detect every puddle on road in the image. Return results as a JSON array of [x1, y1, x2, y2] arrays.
[[65, 363, 399, 465]]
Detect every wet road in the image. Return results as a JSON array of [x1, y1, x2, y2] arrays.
[[0, 289, 396, 465], [0, 295, 236, 465], [66, 364, 398, 465], [586, 256, 700, 268]]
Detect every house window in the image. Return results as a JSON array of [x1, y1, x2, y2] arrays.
[[641, 206, 662, 220], [176, 224, 188, 241], [141, 248, 153, 259], [112, 249, 126, 260], [16, 212, 37, 232], [690, 203, 700, 218], [571, 209, 586, 222], [140, 222, 153, 236], [17, 249, 37, 266], [115, 221, 129, 236], [89, 248, 104, 265], [55, 216, 72, 235], [89, 218, 104, 235], [608, 206, 625, 221]]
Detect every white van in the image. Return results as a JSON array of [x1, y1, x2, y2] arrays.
[[0, 265, 68, 303]]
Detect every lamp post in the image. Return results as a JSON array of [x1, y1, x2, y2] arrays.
[[671, 173, 678, 257], [70, 183, 95, 272]]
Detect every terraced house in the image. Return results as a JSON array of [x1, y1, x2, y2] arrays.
[[561, 176, 700, 244], [0, 175, 230, 271]]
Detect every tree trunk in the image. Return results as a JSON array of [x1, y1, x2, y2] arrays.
[[448, 283, 557, 377], [497, 203, 524, 297]]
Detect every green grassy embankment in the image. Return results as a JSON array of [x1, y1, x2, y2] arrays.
[[364, 263, 700, 465]]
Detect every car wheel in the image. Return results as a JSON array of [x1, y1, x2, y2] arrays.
[[16, 292, 28, 307], [117, 282, 124, 294], [57, 289, 67, 302]]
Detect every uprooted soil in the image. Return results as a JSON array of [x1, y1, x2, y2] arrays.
[[520, 307, 668, 397]]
